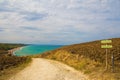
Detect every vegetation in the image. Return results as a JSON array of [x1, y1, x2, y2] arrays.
[[0, 38, 119, 80], [0, 43, 24, 51], [0, 43, 31, 80], [0, 55, 31, 71], [0, 43, 24, 55], [37, 38, 120, 80]]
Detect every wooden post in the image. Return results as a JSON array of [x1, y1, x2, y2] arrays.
[[105, 48, 108, 70], [101, 40, 112, 71]]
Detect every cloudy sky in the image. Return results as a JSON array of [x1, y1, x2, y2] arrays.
[[0, 0, 120, 45]]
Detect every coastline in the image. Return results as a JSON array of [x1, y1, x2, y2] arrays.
[[8, 47, 23, 56]]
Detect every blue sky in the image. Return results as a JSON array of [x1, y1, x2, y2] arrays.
[[0, 0, 120, 45]]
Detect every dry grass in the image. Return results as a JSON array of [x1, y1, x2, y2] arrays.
[[0, 55, 31, 80], [0, 59, 31, 80], [0, 43, 31, 80], [38, 38, 120, 80]]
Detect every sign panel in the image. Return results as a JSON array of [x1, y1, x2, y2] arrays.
[[101, 40, 112, 44], [101, 45, 112, 48]]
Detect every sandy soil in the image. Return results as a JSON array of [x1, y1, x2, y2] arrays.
[[9, 58, 89, 80]]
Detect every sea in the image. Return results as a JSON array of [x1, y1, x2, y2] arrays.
[[14, 45, 63, 56]]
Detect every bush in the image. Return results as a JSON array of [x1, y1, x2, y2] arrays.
[[0, 55, 31, 71]]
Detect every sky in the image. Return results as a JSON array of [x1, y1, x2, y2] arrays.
[[0, 0, 120, 45]]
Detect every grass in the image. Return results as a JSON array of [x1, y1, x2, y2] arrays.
[[0, 43, 32, 80], [0, 43, 24, 51], [0, 38, 120, 80], [0, 55, 32, 80], [38, 38, 120, 80], [0, 58, 31, 80]]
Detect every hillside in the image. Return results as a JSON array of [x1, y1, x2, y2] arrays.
[[0, 43, 31, 80], [0, 43, 24, 55], [39, 38, 120, 80]]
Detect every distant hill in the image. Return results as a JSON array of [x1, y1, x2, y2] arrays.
[[39, 38, 120, 80], [0, 43, 24, 54]]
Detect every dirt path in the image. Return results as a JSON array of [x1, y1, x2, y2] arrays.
[[9, 58, 89, 80]]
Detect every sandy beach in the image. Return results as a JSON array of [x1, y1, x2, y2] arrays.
[[8, 47, 23, 55], [9, 58, 89, 80]]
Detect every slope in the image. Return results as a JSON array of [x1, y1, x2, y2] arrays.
[[39, 38, 120, 80]]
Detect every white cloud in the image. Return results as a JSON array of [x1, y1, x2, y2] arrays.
[[0, 0, 120, 44]]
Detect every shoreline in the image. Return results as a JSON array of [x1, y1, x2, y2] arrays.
[[8, 47, 23, 56]]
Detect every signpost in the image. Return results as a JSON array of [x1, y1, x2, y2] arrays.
[[101, 45, 112, 48], [101, 40, 112, 44], [101, 40, 113, 70]]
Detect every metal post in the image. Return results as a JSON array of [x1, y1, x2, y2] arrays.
[[111, 53, 114, 72]]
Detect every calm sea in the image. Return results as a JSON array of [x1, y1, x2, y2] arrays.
[[14, 45, 63, 56]]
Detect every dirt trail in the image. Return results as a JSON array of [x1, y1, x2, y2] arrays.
[[9, 58, 89, 80]]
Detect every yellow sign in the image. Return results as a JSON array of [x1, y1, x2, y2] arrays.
[[101, 45, 112, 48], [101, 40, 112, 43]]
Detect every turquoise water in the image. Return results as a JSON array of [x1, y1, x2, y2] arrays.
[[14, 45, 63, 56]]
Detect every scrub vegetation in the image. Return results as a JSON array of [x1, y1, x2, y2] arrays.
[[0, 43, 31, 80], [38, 38, 120, 80]]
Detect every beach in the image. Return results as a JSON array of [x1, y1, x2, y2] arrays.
[[8, 47, 23, 55]]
